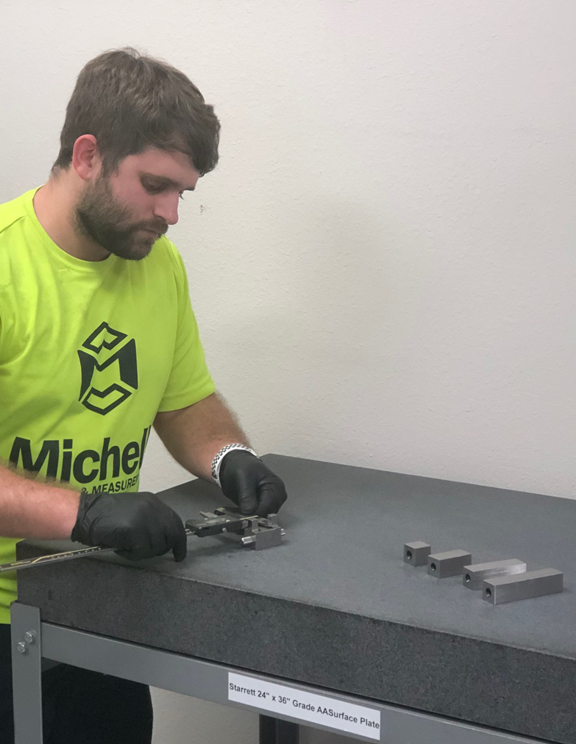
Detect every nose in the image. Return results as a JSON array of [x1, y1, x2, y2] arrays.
[[153, 193, 180, 227]]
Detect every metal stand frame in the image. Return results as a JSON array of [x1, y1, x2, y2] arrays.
[[259, 714, 300, 744], [11, 602, 547, 744]]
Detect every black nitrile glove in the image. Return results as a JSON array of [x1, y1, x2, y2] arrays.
[[71, 491, 187, 562], [219, 450, 288, 517]]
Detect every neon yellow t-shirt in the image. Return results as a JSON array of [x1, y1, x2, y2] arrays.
[[0, 187, 215, 623]]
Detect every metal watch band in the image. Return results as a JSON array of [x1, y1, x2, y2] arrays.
[[211, 444, 258, 487]]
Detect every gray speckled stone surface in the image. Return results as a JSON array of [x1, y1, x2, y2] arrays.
[[15, 455, 576, 743]]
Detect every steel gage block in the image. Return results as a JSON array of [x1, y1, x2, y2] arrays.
[[483, 568, 563, 605], [462, 559, 527, 590], [403, 542, 431, 567], [427, 550, 472, 578]]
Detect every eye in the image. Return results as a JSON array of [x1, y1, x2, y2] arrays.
[[179, 193, 185, 201], [143, 182, 163, 194]]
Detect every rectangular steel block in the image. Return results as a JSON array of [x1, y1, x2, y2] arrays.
[[462, 559, 527, 590], [403, 541, 431, 567], [483, 568, 563, 605], [427, 550, 472, 578]]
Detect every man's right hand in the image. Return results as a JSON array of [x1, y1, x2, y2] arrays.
[[71, 492, 187, 562]]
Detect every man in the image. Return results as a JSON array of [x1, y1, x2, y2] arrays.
[[0, 47, 288, 742]]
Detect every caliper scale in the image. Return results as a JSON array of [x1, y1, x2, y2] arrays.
[[0, 507, 285, 574], [188, 507, 285, 550]]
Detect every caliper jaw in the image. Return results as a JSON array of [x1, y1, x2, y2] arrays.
[[185, 513, 254, 538], [185, 507, 285, 550]]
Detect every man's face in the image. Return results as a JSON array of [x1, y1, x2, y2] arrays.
[[75, 147, 200, 261]]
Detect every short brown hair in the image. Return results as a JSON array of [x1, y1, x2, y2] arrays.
[[51, 47, 220, 177]]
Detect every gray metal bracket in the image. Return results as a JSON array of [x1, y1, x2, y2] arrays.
[[11, 603, 44, 744], [9, 602, 551, 744]]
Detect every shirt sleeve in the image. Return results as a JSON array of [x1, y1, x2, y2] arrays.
[[157, 244, 216, 412]]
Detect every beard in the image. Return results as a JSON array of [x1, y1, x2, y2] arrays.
[[75, 175, 167, 261]]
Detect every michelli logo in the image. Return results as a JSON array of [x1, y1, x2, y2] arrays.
[[78, 322, 138, 415]]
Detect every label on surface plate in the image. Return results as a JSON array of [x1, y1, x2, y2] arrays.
[[228, 672, 381, 740]]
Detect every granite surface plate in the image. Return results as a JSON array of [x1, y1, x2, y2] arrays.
[[16, 455, 576, 743]]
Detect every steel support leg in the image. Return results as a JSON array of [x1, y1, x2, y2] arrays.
[[10, 603, 44, 744], [259, 715, 300, 744]]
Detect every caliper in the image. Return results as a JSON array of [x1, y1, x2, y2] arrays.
[[0, 507, 285, 574]]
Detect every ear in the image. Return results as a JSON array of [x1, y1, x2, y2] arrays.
[[71, 135, 102, 182]]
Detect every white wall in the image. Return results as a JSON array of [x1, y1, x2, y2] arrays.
[[2, 2, 576, 741], [3, 0, 575, 499]]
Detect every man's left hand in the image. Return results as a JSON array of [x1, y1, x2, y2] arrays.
[[219, 450, 288, 517]]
